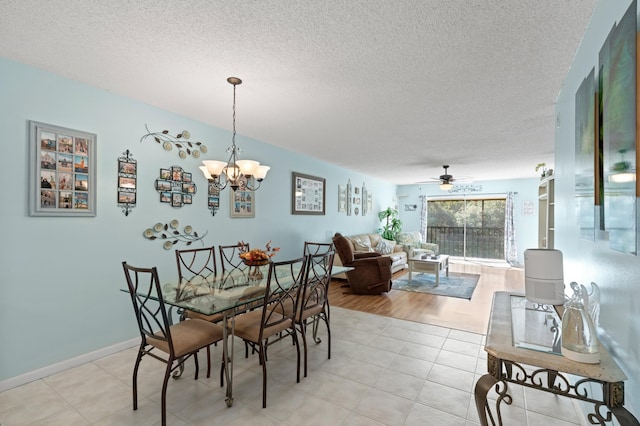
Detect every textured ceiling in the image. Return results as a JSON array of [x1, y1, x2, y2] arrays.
[[0, 0, 595, 184]]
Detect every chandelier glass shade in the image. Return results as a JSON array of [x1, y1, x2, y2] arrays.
[[200, 77, 270, 191]]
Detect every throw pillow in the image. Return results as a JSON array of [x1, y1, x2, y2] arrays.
[[376, 239, 395, 255], [352, 237, 374, 252]]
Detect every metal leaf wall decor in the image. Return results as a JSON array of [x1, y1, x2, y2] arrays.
[[143, 220, 207, 249], [140, 124, 207, 159]]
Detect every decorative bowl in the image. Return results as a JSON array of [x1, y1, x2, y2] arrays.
[[242, 259, 270, 267]]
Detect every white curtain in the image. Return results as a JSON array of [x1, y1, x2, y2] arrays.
[[419, 195, 427, 241], [504, 192, 518, 265]]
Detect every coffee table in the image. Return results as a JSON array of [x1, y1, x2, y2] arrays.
[[407, 254, 449, 286]]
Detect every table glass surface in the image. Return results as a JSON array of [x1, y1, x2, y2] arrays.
[[152, 264, 352, 316], [510, 294, 562, 355]]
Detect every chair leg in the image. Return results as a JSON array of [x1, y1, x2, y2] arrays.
[[325, 314, 331, 360], [132, 344, 145, 411], [293, 326, 301, 383], [206, 346, 211, 379], [161, 359, 173, 426], [193, 351, 200, 380], [299, 322, 308, 378], [259, 342, 268, 408], [220, 354, 225, 387]]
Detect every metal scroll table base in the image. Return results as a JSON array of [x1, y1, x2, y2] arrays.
[[474, 354, 639, 426]]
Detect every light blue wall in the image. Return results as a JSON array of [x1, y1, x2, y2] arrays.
[[397, 178, 540, 265], [0, 57, 397, 382], [555, 0, 639, 417]]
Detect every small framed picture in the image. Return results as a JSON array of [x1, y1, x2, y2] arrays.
[[118, 176, 136, 189], [230, 176, 255, 218], [118, 159, 137, 175], [171, 166, 183, 181], [171, 192, 183, 207], [29, 121, 97, 216], [118, 191, 136, 204]]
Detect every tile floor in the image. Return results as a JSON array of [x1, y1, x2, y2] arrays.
[[0, 307, 583, 425]]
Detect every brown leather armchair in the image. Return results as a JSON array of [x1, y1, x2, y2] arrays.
[[332, 233, 393, 295]]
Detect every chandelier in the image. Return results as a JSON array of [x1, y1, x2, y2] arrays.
[[199, 77, 270, 191]]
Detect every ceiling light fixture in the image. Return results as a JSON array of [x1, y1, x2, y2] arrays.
[[439, 181, 453, 191], [200, 77, 270, 191]]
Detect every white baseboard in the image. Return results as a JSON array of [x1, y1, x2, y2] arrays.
[[0, 337, 140, 393]]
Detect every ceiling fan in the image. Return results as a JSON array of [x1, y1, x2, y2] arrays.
[[419, 165, 470, 190]]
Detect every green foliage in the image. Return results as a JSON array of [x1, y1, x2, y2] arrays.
[[428, 199, 505, 228], [378, 207, 402, 240]]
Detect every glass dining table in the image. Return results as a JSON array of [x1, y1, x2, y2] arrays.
[[152, 263, 352, 407]]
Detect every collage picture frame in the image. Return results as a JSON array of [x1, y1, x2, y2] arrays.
[[292, 172, 325, 215], [155, 165, 196, 208], [29, 120, 97, 217]]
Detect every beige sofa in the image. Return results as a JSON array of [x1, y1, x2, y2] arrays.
[[333, 232, 407, 278]]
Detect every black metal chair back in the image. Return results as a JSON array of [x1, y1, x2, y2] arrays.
[[300, 250, 335, 317], [303, 241, 334, 256], [259, 257, 307, 341], [219, 243, 250, 273], [122, 262, 174, 354], [296, 251, 335, 377]]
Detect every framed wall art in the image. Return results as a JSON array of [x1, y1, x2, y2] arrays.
[[346, 179, 352, 216], [154, 165, 196, 208], [362, 183, 368, 216], [338, 185, 347, 212], [292, 172, 325, 215], [117, 149, 137, 216], [230, 175, 255, 218], [599, 2, 636, 255], [29, 120, 97, 217], [208, 182, 221, 216]]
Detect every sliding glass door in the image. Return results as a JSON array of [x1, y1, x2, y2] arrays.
[[426, 197, 506, 260]]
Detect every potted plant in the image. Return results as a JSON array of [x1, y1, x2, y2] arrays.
[[535, 162, 547, 178], [378, 207, 402, 240]]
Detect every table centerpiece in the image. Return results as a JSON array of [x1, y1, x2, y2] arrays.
[[238, 240, 280, 280]]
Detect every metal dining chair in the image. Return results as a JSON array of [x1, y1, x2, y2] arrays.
[[303, 241, 334, 256], [175, 246, 223, 380], [297, 250, 335, 377], [218, 243, 250, 288], [229, 257, 306, 408], [122, 261, 224, 426]]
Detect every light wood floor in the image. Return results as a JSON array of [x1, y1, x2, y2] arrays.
[[329, 260, 525, 334]]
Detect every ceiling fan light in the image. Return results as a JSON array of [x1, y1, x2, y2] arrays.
[[440, 182, 453, 191]]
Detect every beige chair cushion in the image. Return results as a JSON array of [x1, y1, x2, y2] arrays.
[[232, 309, 294, 343], [148, 319, 224, 358]]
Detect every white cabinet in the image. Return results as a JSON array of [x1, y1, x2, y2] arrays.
[[538, 177, 554, 248]]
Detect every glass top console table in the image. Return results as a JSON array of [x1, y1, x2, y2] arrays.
[[474, 291, 638, 425]]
